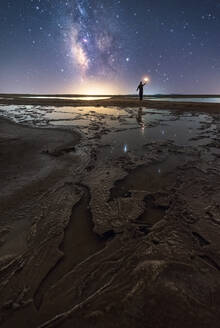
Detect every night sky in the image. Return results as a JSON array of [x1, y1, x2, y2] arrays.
[[1, 0, 220, 94]]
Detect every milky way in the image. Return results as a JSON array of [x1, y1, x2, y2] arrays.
[[1, 0, 220, 94], [65, 0, 123, 78]]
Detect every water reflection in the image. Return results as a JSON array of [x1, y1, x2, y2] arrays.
[[123, 144, 128, 153], [136, 107, 146, 135], [0, 105, 128, 126], [0, 104, 216, 159], [136, 107, 144, 128], [148, 97, 220, 103], [22, 96, 111, 101]]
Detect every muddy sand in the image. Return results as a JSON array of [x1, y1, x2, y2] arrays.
[[0, 96, 220, 328], [1, 94, 220, 113]]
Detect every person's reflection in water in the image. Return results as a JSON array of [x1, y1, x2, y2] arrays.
[[136, 107, 144, 128]]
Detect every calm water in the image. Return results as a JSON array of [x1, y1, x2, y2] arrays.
[[22, 96, 111, 101], [0, 104, 215, 146], [147, 97, 220, 103], [0, 103, 218, 168]]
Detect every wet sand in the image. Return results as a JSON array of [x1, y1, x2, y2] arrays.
[[0, 96, 220, 328], [1, 94, 220, 113]]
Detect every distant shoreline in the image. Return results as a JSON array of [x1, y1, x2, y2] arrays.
[[1, 94, 220, 114], [1, 93, 220, 98]]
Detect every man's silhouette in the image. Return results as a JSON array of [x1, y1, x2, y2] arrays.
[[136, 81, 146, 101]]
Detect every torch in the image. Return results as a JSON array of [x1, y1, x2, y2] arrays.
[[143, 76, 150, 84]]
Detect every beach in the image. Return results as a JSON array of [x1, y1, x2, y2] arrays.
[[1, 94, 220, 114], [0, 95, 220, 327]]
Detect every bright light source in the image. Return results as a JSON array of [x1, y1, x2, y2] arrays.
[[144, 76, 150, 83], [72, 80, 119, 95]]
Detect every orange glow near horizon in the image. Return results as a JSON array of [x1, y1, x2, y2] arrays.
[[69, 80, 122, 95]]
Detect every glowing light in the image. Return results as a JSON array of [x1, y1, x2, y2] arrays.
[[123, 144, 128, 153], [143, 76, 150, 83], [72, 80, 119, 95]]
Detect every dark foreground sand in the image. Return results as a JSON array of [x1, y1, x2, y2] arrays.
[[0, 98, 220, 328]]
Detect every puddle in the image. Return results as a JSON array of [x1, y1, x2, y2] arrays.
[[53, 106, 126, 116], [21, 96, 111, 101], [49, 119, 90, 127], [0, 104, 217, 161], [0, 105, 128, 127], [99, 119, 204, 159], [147, 97, 220, 103], [111, 156, 181, 199]]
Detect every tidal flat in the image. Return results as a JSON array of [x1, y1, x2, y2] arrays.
[[0, 95, 220, 328]]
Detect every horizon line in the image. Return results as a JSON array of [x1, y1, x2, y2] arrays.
[[1, 93, 220, 97]]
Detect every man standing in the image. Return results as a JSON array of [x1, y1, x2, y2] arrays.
[[136, 81, 146, 101]]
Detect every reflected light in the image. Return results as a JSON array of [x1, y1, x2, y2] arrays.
[[123, 144, 128, 153]]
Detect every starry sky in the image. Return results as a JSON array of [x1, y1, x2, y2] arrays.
[[1, 0, 220, 95]]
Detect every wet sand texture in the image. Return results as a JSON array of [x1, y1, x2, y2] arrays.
[[0, 96, 220, 328], [1, 94, 220, 113]]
